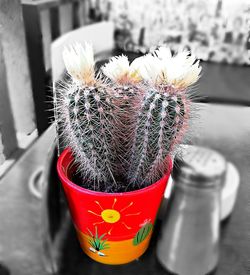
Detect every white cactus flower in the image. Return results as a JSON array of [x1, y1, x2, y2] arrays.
[[136, 47, 202, 88], [130, 54, 163, 84], [102, 55, 130, 82], [158, 48, 201, 88], [62, 42, 95, 85], [102, 54, 143, 84], [153, 46, 172, 61]]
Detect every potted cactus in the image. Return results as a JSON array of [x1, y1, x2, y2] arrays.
[[56, 43, 201, 265]]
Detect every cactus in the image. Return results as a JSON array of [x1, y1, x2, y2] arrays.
[[55, 43, 201, 191], [127, 48, 201, 186], [128, 86, 188, 185], [133, 222, 153, 246], [101, 55, 144, 174], [56, 43, 120, 190]]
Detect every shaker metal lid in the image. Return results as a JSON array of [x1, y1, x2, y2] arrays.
[[172, 145, 227, 187]]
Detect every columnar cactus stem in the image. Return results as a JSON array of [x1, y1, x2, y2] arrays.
[[127, 48, 201, 186], [56, 43, 120, 189], [101, 55, 145, 174], [128, 86, 188, 186]]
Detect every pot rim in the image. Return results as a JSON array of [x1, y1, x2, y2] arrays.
[[57, 147, 172, 196]]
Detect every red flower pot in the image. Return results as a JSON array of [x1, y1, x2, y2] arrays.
[[57, 148, 171, 265]]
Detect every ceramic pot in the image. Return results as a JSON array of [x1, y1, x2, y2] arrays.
[[57, 148, 171, 265]]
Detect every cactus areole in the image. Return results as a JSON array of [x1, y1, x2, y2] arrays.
[[56, 43, 201, 264]]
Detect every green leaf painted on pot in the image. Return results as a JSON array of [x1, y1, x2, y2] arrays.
[[133, 223, 153, 246], [86, 227, 110, 251]]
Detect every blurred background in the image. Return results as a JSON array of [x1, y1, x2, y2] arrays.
[[0, 0, 250, 275]]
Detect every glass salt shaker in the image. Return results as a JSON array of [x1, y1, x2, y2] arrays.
[[156, 145, 226, 275]]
